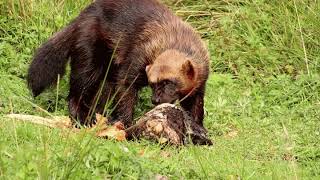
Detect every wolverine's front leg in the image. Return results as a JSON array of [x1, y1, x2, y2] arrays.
[[180, 87, 205, 126], [110, 85, 138, 127]]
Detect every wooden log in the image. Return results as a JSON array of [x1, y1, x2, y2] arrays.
[[125, 103, 213, 145]]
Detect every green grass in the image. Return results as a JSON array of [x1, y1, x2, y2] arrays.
[[0, 0, 320, 179]]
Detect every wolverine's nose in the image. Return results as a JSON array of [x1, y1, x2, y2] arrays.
[[152, 97, 160, 105]]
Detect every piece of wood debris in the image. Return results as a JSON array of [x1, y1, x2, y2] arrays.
[[6, 103, 213, 146]]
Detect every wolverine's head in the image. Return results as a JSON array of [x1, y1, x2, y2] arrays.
[[146, 50, 197, 105]]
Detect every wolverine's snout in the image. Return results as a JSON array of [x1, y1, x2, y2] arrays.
[[151, 96, 160, 105], [151, 95, 177, 105]]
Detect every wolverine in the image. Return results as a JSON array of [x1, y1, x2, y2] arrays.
[[27, 0, 210, 127]]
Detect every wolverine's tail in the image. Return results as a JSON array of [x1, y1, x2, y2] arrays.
[[27, 22, 76, 97]]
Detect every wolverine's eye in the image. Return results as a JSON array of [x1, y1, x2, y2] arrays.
[[160, 80, 169, 86], [161, 79, 177, 86], [149, 83, 156, 89], [164, 81, 177, 95]]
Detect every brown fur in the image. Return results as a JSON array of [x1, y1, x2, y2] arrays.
[[146, 50, 201, 94], [27, 0, 210, 127]]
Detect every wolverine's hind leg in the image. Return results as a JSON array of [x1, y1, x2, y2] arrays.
[[68, 56, 114, 125], [67, 21, 114, 126], [68, 67, 103, 125], [110, 84, 138, 127], [109, 65, 142, 128], [68, 80, 114, 126]]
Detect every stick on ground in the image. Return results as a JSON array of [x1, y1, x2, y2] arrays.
[[6, 103, 213, 146]]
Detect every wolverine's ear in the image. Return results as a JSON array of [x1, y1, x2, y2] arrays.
[[146, 65, 151, 73], [182, 60, 195, 80]]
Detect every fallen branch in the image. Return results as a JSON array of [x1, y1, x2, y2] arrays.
[[6, 114, 72, 129], [6, 103, 213, 146]]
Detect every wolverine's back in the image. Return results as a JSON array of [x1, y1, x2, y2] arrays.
[[91, 0, 171, 40]]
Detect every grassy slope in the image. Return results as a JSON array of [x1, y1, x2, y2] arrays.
[[0, 0, 319, 179]]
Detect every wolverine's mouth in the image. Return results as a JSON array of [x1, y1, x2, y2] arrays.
[[152, 100, 177, 106]]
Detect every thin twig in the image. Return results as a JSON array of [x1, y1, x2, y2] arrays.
[[293, 0, 310, 76]]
